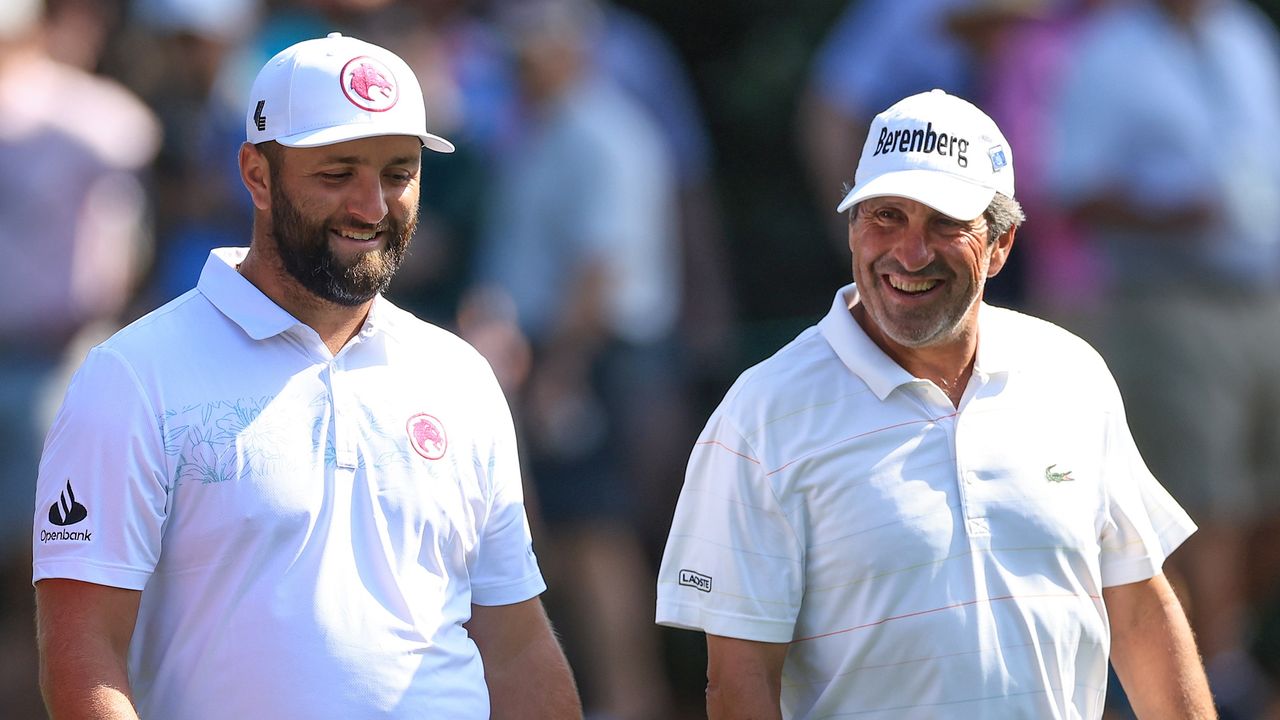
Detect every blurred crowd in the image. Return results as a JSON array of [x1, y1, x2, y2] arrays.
[[4, 0, 1280, 718]]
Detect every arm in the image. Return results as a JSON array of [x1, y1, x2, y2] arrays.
[[706, 634, 788, 720], [36, 579, 142, 720], [466, 597, 581, 720], [1104, 573, 1216, 719]]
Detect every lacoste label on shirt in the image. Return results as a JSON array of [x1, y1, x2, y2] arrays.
[[679, 569, 712, 593]]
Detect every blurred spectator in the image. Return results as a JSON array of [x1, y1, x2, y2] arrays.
[[596, 2, 737, 467], [951, 0, 1106, 327], [378, 0, 523, 326], [1047, 0, 1280, 716], [0, 0, 159, 712], [0, 0, 160, 542], [116, 0, 262, 306], [41, 0, 119, 71], [383, 0, 738, 390], [799, 0, 980, 248], [464, 1, 682, 717]]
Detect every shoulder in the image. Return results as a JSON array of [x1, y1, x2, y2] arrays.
[[378, 301, 500, 381], [710, 325, 844, 433], [983, 305, 1115, 387], [97, 290, 219, 363]]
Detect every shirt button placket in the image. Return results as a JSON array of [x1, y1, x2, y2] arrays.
[[330, 360, 357, 469], [954, 413, 989, 538]]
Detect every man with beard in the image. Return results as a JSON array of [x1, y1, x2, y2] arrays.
[[32, 33, 580, 720], [656, 90, 1216, 719]]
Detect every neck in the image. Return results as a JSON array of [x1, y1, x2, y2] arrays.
[[901, 348, 977, 408], [852, 305, 980, 408], [237, 240, 372, 356]]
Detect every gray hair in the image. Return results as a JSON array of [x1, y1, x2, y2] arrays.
[[844, 190, 1026, 244], [983, 192, 1024, 242]]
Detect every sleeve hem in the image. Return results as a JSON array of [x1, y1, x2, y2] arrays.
[[471, 572, 546, 607], [1101, 510, 1197, 588], [32, 560, 152, 591], [655, 599, 795, 643]]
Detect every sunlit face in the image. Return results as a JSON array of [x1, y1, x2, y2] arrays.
[[849, 196, 1010, 354], [265, 135, 422, 306]]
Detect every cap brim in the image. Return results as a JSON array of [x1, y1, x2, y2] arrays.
[[836, 169, 995, 221], [276, 125, 456, 153]]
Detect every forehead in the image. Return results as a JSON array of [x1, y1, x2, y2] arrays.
[[859, 196, 977, 224], [282, 135, 423, 166]]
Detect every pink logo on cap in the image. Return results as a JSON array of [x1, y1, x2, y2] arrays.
[[341, 56, 398, 112], [407, 413, 447, 460]]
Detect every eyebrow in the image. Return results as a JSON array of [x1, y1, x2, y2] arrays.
[[321, 155, 421, 167]]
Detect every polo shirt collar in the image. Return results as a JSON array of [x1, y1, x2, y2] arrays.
[[818, 283, 1015, 401], [198, 248, 302, 341], [819, 283, 915, 400], [972, 303, 1017, 376]]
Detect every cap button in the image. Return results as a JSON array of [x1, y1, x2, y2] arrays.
[[327, 32, 343, 38]]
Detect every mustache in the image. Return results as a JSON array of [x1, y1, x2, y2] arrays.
[[333, 218, 392, 234], [873, 259, 953, 278]]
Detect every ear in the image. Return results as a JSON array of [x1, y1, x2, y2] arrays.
[[239, 142, 273, 211], [985, 225, 1017, 278]]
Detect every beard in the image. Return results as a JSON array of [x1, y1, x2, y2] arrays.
[[267, 175, 417, 307], [862, 258, 984, 349]]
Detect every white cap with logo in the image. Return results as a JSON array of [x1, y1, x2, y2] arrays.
[[836, 89, 1013, 221], [245, 32, 454, 153]]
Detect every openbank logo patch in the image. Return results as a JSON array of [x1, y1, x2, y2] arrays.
[[41, 481, 93, 543], [49, 480, 87, 526]]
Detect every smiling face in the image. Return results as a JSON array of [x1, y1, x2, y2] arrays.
[[848, 196, 1013, 359], [262, 135, 422, 306]]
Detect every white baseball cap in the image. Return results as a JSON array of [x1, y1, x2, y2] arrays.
[[836, 89, 1013, 221], [246, 32, 454, 153]]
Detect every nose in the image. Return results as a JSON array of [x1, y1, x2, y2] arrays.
[[894, 224, 932, 272], [346, 174, 388, 225]]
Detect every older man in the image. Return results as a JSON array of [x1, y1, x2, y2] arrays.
[[657, 89, 1215, 719]]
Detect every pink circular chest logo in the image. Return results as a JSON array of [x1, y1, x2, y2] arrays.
[[407, 413, 448, 460], [341, 56, 398, 112]]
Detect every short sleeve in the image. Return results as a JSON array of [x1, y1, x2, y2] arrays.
[[466, 363, 546, 606], [656, 408, 804, 643], [1098, 392, 1196, 587], [32, 347, 168, 590]]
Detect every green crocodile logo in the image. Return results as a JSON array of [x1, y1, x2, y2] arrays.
[[1045, 464, 1075, 483]]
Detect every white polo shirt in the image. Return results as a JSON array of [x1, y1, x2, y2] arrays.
[[33, 248, 545, 720], [657, 284, 1195, 719]]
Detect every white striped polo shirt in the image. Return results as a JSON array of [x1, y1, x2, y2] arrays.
[[657, 283, 1195, 719]]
